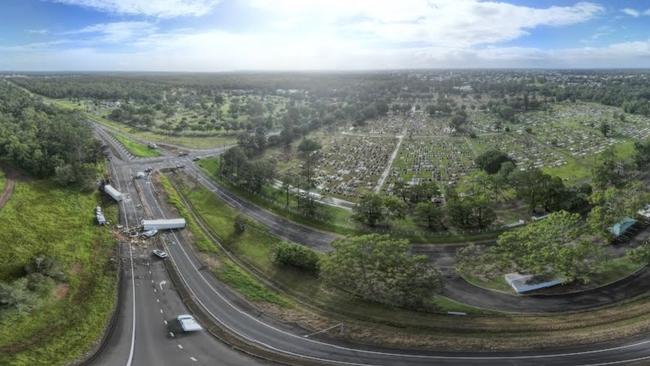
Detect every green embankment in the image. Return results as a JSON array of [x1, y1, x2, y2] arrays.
[[112, 133, 161, 158], [159, 174, 288, 306], [0, 179, 118, 366]]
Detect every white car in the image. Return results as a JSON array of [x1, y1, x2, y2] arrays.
[[176, 314, 202, 332], [142, 229, 158, 238], [152, 249, 169, 259]]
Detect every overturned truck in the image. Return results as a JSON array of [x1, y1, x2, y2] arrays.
[[142, 218, 186, 231]]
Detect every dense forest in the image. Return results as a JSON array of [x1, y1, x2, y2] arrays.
[[0, 81, 102, 189]]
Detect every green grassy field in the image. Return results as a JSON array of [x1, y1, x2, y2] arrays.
[[112, 133, 161, 158], [0, 179, 118, 366]]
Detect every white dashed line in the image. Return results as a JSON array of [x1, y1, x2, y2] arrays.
[[160, 309, 163, 314], [177, 344, 184, 350], [190, 357, 198, 362]]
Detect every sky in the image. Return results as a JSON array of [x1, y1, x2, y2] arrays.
[[0, 0, 649, 71]]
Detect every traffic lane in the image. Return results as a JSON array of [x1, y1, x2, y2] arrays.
[[185, 165, 335, 252], [129, 232, 268, 366], [442, 267, 650, 313], [89, 243, 134, 366]]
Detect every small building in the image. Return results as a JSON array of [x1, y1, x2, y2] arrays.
[[103, 184, 123, 202], [609, 217, 637, 238], [505, 273, 563, 294], [142, 218, 186, 231]]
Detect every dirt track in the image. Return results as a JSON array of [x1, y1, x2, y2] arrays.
[[0, 172, 16, 209]]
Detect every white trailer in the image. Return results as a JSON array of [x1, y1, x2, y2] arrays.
[[142, 218, 186, 231], [103, 184, 123, 202]]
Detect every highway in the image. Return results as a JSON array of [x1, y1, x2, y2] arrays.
[[89, 124, 650, 366], [90, 154, 267, 366]]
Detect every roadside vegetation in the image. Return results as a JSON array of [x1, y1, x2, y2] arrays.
[[0, 179, 118, 366]]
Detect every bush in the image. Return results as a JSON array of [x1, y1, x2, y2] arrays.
[[273, 242, 320, 274]]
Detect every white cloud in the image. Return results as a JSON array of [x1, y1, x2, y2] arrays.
[[644, 8, 650, 16], [250, 0, 603, 47], [622, 8, 641, 17], [63, 21, 157, 42], [48, 0, 221, 17], [27, 29, 49, 35]]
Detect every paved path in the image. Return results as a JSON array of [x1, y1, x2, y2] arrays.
[[375, 129, 405, 193]]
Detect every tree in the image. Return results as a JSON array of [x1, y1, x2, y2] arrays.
[[297, 138, 322, 188], [599, 121, 611, 137], [587, 181, 650, 238], [273, 242, 320, 274], [493, 211, 604, 283], [280, 172, 298, 207], [404, 181, 440, 204], [321, 235, 442, 309], [383, 195, 407, 221], [353, 193, 385, 227], [414, 202, 445, 230], [633, 140, 650, 169], [447, 196, 496, 230], [474, 150, 514, 174], [592, 148, 629, 189]]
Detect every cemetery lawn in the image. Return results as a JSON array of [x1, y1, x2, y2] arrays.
[[0, 179, 118, 366]]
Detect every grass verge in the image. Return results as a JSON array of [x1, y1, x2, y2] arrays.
[[112, 133, 161, 158], [0, 179, 118, 366]]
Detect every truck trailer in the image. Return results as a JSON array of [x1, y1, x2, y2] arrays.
[[103, 184, 123, 202], [142, 218, 186, 231]]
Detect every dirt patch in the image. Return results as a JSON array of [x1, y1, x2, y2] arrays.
[[0, 176, 16, 209], [54, 283, 70, 300]]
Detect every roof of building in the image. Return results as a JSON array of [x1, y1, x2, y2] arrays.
[[609, 217, 637, 237], [504, 273, 563, 294]]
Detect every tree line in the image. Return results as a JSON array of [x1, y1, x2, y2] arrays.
[[0, 81, 103, 190]]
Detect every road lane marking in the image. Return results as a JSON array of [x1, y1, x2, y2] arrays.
[[190, 357, 198, 362], [177, 344, 183, 349]]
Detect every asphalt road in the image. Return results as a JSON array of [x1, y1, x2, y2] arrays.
[[90, 156, 266, 366], [89, 124, 650, 366]]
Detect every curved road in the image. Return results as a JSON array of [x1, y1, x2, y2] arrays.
[[90, 124, 650, 366]]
